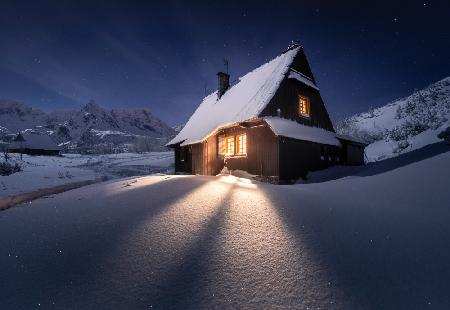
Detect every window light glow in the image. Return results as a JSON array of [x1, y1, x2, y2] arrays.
[[226, 136, 235, 155], [236, 134, 247, 155], [219, 134, 247, 156], [299, 95, 310, 117]]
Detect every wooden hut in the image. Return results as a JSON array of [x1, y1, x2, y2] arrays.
[[9, 132, 61, 156], [167, 43, 367, 182]]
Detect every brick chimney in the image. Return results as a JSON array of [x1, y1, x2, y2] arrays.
[[217, 72, 230, 98]]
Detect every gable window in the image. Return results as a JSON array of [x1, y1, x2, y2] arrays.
[[299, 95, 310, 117]]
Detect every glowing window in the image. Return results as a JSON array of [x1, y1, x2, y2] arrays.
[[236, 134, 247, 155], [226, 136, 235, 155], [299, 95, 310, 117]]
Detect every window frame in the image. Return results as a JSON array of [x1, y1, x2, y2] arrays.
[[226, 136, 235, 156], [217, 133, 247, 157], [235, 134, 247, 156], [298, 95, 310, 118]]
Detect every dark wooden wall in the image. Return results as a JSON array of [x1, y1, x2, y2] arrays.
[[221, 123, 279, 177], [279, 137, 340, 180], [260, 78, 334, 132], [174, 145, 192, 173], [289, 48, 316, 83], [190, 143, 204, 174], [178, 123, 279, 177], [339, 142, 366, 166]]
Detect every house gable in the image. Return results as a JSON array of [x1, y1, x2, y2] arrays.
[[259, 50, 335, 132], [289, 48, 317, 83]]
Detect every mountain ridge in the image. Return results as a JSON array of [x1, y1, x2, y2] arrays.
[[0, 99, 175, 153]]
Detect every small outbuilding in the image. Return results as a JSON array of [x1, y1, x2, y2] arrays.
[[9, 132, 61, 156]]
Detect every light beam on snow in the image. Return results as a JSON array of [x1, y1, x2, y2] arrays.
[[95, 176, 234, 300], [217, 175, 258, 189], [200, 183, 343, 308]]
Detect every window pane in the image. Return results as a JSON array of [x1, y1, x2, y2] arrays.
[[226, 137, 234, 155], [236, 134, 247, 155], [299, 96, 310, 116]]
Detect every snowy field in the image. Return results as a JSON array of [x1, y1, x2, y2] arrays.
[[0, 152, 174, 196], [0, 145, 449, 309]]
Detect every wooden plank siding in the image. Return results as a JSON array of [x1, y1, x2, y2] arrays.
[[279, 137, 340, 180], [339, 141, 366, 166], [174, 145, 192, 173], [220, 123, 279, 177], [259, 49, 334, 132], [289, 48, 317, 84], [260, 78, 334, 131], [174, 122, 279, 178], [190, 143, 203, 175]]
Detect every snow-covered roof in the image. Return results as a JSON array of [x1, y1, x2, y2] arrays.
[[167, 46, 301, 146], [335, 134, 368, 145], [288, 69, 319, 91], [9, 132, 61, 151], [264, 117, 341, 147]]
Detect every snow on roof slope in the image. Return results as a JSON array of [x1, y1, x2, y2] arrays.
[[167, 46, 301, 146], [9, 132, 61, 150], [288, 69, 319, 91], [335, 134, 368, 145], [264, 117, 341, 147]]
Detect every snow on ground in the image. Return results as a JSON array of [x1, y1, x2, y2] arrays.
[[0, 146, 449, 309], [0, 152, 174, 196], [302, 141, 449, 184]]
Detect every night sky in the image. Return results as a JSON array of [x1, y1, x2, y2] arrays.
[[1, 0, 449, 126]]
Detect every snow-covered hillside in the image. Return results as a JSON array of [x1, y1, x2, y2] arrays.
[[0, 100, 176, 153], [336, 77, 450, 161]]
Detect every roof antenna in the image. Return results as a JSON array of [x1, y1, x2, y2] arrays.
[[224, 59, 229, 74]]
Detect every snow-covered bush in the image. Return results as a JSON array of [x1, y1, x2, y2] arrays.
[[0, 162, 21, 176], [334, 118, 383, 144], [394, 140, 410, 153], [388, 120, 429, 142], [438, 127, 450, 144]]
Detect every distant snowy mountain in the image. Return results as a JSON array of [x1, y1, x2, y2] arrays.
[[0, 100, 49, 134], [336, 77, 450, 161], [0, 100, 175, 153]]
